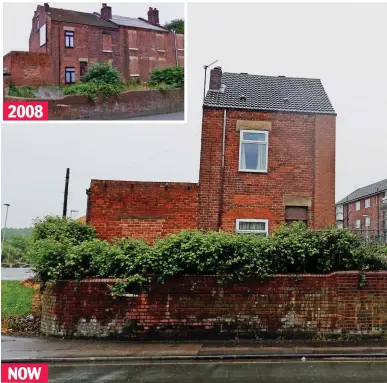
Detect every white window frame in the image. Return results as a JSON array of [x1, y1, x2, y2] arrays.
[[364, 216, 371, 228], [39, 24, 46, 47], [355, 219, 361, 229], [236, 219, 269, 236], [365, 198, 370, 208], [238, 130, 269, 173], [355, 201, 360, 211]]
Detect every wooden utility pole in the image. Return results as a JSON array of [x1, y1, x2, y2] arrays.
[[63, 168, 70, 217]]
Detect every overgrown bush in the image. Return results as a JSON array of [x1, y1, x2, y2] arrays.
[[26, 217, 387, 285], [63, 82, 124, 101], [9, 83, 36, 98], [148, 66, 184, 89], [81, 63, 122, 85]]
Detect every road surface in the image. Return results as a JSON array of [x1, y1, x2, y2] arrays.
[[41, 360, 387, 382], [1, 268, 33, 280], [127, 111, 184, 120]]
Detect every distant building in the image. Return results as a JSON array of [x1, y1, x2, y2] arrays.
[[336, 179, 387, 240]]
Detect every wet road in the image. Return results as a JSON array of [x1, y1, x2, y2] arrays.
[[1, 268, 33, 280], [45, 360, 387, 383], [127, 111, 184, 120]]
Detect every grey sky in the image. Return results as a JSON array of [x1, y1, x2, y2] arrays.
[[2, 2, 387, 227]]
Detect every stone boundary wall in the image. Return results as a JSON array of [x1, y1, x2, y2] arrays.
[[4, 88, 184, 120], [40, 272, 387, 339]]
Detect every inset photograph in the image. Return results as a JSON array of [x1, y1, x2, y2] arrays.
[[3, 2, 185, 121]]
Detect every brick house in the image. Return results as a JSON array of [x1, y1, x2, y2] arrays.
[[87, 67, 336, 242], [336, 179, 387, 239], [3, 3, 183, 87]]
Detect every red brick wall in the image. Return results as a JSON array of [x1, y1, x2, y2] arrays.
[[40, 272, 387, 339], [120, 27, 181, 82], [343, 192, 387, 231], [87, 180, 198, 243], [2, 51, 55, 86], [198, 109, 336, 232], [4, 88, 184, 120]]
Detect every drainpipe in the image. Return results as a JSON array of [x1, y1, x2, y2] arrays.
[[217, 109, 227, 231], [58, 21, 61, 87], [172, 29, 178, 66]]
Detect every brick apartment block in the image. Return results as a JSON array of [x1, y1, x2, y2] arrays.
[[336, 179, 387, 238], [3, 3, 184, 86], [87, 67, 337, 243]]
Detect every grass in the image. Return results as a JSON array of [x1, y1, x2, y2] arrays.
[[1, 281, 35, 317]]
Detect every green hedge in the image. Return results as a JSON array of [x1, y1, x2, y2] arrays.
[[26, 217, 387, 288]]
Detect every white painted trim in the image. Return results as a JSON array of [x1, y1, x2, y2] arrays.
[[103, 50, 113, 53], [236, 219, 269, 236], [238, 129, 269, 172], [129, 47, 138, 50], [130, 74, 140, 77]]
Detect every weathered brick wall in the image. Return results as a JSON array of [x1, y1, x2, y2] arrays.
[[343, 193, 386, 231], [4, 88, 184, 120], [198, 109, 336, 232], [40, 272, 387, 339], [3, 51, 55, 86], [87, 180, 198, 243]]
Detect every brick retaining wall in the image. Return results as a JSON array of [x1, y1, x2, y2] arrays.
[[41, 272, 387, 339], [4, 88, 184, 120]]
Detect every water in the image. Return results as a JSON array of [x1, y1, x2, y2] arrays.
[[46, 360, 387, 383]]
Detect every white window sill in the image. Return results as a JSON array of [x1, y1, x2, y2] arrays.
[[178, 48, 184, 51], [130, 74, 140, 77], [157, 49, 166, 52], [103, 50, 113, 53], [238, 169, 268, 173], [129, 47, 138, 50]]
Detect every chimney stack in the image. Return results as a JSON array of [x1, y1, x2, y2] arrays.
[[101, 3, 112, 21], [44, 3, 50, 12], [209, 66, 222, 91], [147, 7, 159, 25]]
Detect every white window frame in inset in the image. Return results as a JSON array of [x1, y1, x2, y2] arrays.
[[364, 216, 371, 228], [236, 219, 269, 236], [365, 198, 370, 208], [39, 24, 46, 47], [355, 219, 361, 229], [238, 130, 269, 173], [355, 201, 360, 211]]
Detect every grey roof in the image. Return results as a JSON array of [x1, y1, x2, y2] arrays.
[[94, 13, 167, 32], [336, 179, 387, 205], [204, 72, 336, 115], [46, 7, 117, 28]]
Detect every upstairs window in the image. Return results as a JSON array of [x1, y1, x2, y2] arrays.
[[239, 130, 268, 172], [65, 31, 74, 48], [36, 16, 40, 32], [128, 30, 137, 50], [355, 201, 360, 211], [65, 67, 76, 84], [103, 33, 112, 52], [236, 219, 268, 236], [365, 198, 370, 208], [157, 33, 166, 51], [39, 24, 46, 46]]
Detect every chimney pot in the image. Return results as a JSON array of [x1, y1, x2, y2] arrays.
[[209, 66, 222, 91], [147, 7, 159, 25], [101, 3, 112, 21]]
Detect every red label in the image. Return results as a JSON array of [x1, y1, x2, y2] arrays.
[[1, 364, 48, 383], [3, 102, 49, 121]]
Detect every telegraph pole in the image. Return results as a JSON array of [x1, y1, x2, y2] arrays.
[[63, 168, 70, 218]]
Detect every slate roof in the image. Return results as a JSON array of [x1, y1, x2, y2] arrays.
[[45, 6, 118, 28], [336, 179, 387, 205], [204, 72, 336, 115], [94, 14, 167, 32]]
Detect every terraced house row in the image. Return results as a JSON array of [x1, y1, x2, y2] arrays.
[[87, 67, 337, 242], [3, 3, 184, 87]]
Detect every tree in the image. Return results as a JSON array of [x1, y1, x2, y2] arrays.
[[164, 19, 184, 34]]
